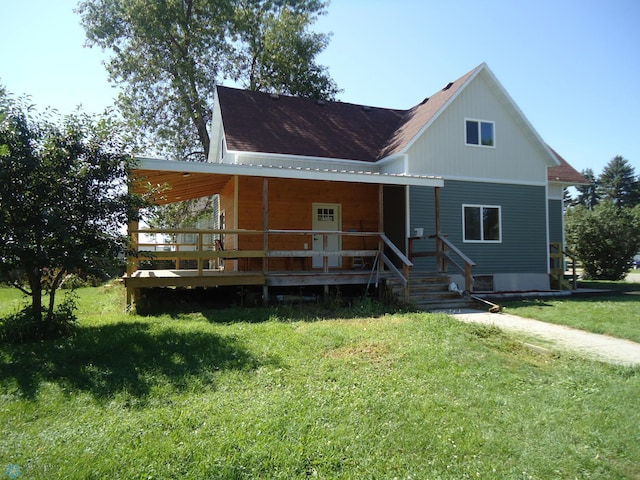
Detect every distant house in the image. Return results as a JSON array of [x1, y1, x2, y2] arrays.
[[126, 62, 585, 306]]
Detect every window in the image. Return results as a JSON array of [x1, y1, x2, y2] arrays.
[[465, 119, 495, 147], [317, 207, 335, 222], [463, 205, 501, 242]]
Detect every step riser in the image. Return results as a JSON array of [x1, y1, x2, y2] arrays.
[[385, 273, 474, 311]]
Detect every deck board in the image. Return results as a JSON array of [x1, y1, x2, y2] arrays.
[[124, 269, 377, 289]]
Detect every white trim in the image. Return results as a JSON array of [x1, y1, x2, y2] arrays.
[[227, 149, 380, 168], [134, 157, 444, 187], [464, 118, 496, 148], [377, 152, 405, 167], [462, 204, 502, 243], [439, 174, 548, 187]]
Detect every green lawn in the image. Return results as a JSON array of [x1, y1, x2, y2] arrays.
[[1, 285, 639, 479], [502, 281, 640, 343]]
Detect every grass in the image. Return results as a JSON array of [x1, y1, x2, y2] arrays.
[[502, 280, 640, 343], [1, 285, 639, 478]]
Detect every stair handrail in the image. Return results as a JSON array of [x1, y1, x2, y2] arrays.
[[429, 233, 476, 292], [379, 234, 413, 302], [563, 247, 579, 290]]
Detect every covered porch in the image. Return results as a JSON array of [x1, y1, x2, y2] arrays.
[[125, 158, 472, 307]]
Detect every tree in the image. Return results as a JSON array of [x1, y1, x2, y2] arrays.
[[77, 0, 339, 161], [565, 202, 640, 280], [574, 168, 599, 210], [598, 155, 638, 208], [233, 1, 339, 99], [0, 90, 143, 331]]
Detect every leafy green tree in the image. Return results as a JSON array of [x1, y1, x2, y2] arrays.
[[566, 202, 640, 280], [598, 155, 638, 208], [574, 168, 599, 209], [77, 0, 338, 161], [0, 90, 143, 331], [233, 1, 339, 99]]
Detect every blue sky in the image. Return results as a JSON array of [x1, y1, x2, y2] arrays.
[[1, 0, 639, 176]]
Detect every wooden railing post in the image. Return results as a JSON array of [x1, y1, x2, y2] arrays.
[[465, 264, 473, 292], [197, 231, 204, 275]]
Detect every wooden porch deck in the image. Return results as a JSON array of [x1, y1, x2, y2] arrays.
[[123, 227, 486, 308], [125, 268, 377, 288], [124, 228, 408, 306]]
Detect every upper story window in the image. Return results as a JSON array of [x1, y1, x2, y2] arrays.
[[465, 119, 495, 147], [463, 204, 501, 243]]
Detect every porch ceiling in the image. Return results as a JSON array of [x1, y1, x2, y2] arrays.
[[133, 169, 232, 205]]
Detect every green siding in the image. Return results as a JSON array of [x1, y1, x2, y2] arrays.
[[548, 199, 563, 244], [409, 181, 548, 274]]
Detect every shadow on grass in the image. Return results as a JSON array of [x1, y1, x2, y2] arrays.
[[0, 321, 271, 400]]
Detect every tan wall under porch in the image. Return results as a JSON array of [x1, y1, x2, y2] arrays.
[[218, 176, 381, 271]]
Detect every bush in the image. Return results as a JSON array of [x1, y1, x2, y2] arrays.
[[566, 203, 640, 280], [0, 292, 78, 344]]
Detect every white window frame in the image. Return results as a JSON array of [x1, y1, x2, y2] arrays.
[[465, 118, 495, 148], [462, 204, 502, 243]]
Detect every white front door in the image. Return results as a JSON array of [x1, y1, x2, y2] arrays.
[[312, 203, 342, 268]]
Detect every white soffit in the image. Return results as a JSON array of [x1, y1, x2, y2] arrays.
[[135, 157, 443, 187]]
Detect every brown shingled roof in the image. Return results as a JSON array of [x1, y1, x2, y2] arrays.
[[217, 87, 406, 162], [548, 147, 587, 185]]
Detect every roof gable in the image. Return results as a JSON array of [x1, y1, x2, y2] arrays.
[[379, 65, 481, 158], [215, 64, 583, 180]]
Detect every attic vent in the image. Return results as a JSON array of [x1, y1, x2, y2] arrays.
[[442, 82, 454, 91], [270, 93, 280, 100], [420, 97, 429, 105], [316, 99, 326, 106]]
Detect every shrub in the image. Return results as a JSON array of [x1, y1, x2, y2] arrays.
[[0, 292, 78, 344], [566, 202, 640, 280]]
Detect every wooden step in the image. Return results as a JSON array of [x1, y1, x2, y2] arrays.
[[384, 272, 475, 311]]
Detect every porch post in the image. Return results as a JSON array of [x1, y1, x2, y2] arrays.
[[378, 184, 385, 298], [126, 218, 139, 309], [434, 186, 441, 234], [434, 186, 443, 272], [262, 177, 269, 306]]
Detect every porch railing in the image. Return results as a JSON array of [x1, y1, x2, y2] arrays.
[[408, 233, 476, 292], [128, 228, 413, 298]]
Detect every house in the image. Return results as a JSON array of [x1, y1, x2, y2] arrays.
[[126, 62, 585, 307]]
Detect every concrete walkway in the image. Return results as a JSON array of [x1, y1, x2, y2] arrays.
[[445, 309, 640, 366]]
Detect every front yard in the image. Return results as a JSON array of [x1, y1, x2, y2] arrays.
[[1, 285, 639, 478], [502, 280, 640, 343]]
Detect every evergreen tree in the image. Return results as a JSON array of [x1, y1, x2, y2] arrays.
[[574, 168, 599, 209], [598, 155, 638, 208]]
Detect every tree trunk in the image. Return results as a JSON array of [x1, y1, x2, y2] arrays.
[[25, 268, 43, 324], [47, 268, 67, 322]]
